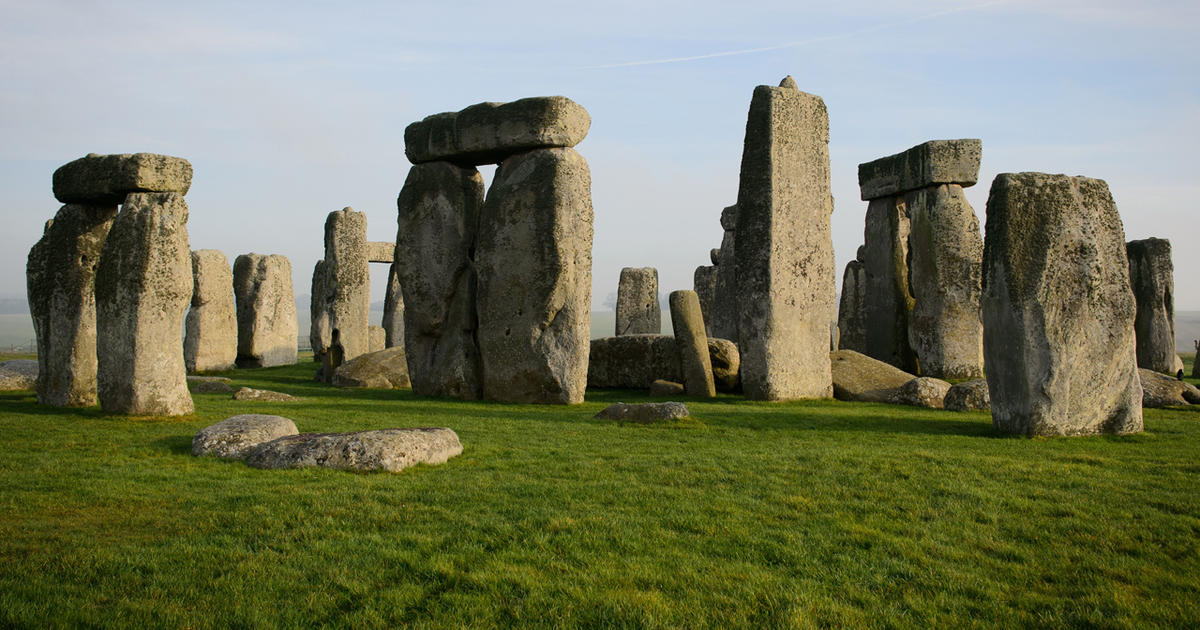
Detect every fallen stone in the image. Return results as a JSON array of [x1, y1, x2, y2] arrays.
[[649, 379, 684, 396], [669, 290, 715, 397], [194, 380, 234, 394], [857, 139, 982, 201], [476, 147, 592, 404], [405, 96, 590, 165], [830, 350, 917, 403], [192, 414, 299, 460], [27, 203, 117, 406], [0, 360, 37, 391], [53, 153, 193, 204], [232, 387, 301, 402], [332, 346, 410, 389], [1127, 238, 1176, 374], [184, 249, 238, 373], [1139, 368, 1200, 408], [95, 192, 193, 416], [944, 379, 990, 412], [896, 377, 951, 409], [982, 173, 1142, 436], [233, 253, 298, 368], [615, 267, 660, 336], [366, 241, 395, 263], [594, 402, 691, 423], [245, 427, 462, 473]]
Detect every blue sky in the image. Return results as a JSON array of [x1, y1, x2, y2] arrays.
[[1, 0, 1197, 311]]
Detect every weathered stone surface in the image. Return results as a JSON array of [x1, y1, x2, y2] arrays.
[[53, 153, 192, 204], [184, 249, 237, 373], [324, 208, 370, 364], [830, 350, 916, 403], [332, 346, 410, 389], [982, 173, 1142, 436], [1126, 238, 1175, 374], [944, 379, 990, 412], [395, 161, 484, 400], [368, 326, 386, 353], [594, 402, 691, 423], [616, 267, 660, 336], [734, 80, 834, 400], [245, 427, 462, 472], [27, 203, 117, 406], [1139, 368, 1200, 408], [94, 193, 193, 416], [837, 257, 868, 354], [669, 290, 715, 397], [693, 265, 717, 336], [233, 254, 298, 368], [858, 139, 982, 201], [649, 379, 684, 396], [476, 148, 592, 404], [309, 259, 331, 362], [861, 196, 917, 372], [905, 184, 984, 379], [709, 249, 721, 265], [232, 387, 301, 402], [405, 96, 591, 166], [588, 335, 737, 391], [367, 241, 395, 263], [194, 380, 233, 394], [897, 377, 950, 409], [712, 204, 740, 342], [707, 338, 740, 392], [0, 360, 37, 391], [192, 414, 299, 460], [382, 262, 405, 349], [1174, 354, 1184, 376]]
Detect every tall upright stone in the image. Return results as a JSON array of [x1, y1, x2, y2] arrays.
[[95, 193, 193, 415], [837, 250, 868, 353], [615, 267, 660, 335], [711, 204, 740, 342], [1126, 238, 1175, 374], [233, 254, 298, 368], [382, 262, 405, 348], [669, 290, 716, 397], [309, 260, 330, 362], [476, 147, 593, 404], [395, 161, 485, 400], [323, 207, 370, 364], [184, 249, 237, 373], [861, 196, 916, 371], [982, 173, 1142, 436], [734, 76, 834, 400], [26, 203, 118, 406], [693, 265, 717, 336]]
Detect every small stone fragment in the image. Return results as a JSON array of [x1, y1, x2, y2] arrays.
[[896, 377, 951, 409], [594, 402, 691, 423], [707, 338, 740, 392], [944, 379, 990, 412]]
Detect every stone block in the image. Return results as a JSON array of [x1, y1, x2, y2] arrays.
[[858, 139, 981, 201], [1126, 238, 1175, 374], [615, 267, 660, 335], [669, 290, 715, 397], [233, 253, 298, 368], [185, 249, 237, 373], [53, 153, 192, 204], [405, 96, 590, 166]]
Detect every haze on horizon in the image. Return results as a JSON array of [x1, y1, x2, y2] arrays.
[[1, 0, 1196, 315]]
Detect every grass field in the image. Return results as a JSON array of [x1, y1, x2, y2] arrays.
[[1, 358, 1199, 628]]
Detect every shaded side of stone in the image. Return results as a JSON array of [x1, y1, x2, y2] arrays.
[[615, 267, 660, 335], [309, 259, 330, 362], [944, 379, 990, 412], [861, 196, 917, 372], [233, 254, 298, 368], [382, 261, 405, 349], [693, 265, 717, 336], [1126, 238, 1175, 374], [711, 204, 740, 343], [837, 257, 868, 354]]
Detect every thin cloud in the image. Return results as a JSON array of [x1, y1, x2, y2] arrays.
[[584, 0, 1009, 69]]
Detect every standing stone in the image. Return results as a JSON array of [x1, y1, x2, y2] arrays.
[[669, 290, 716, 397], [982, 173, 1142, 436], [381, 262, 405, 348], [734, 77, 834, 400], [95, 193, 194, 415], [904, 184, 984, 379], [1126, 238, 1175, 374], [615, 267, 660, 335], [26, 203, 117, 406], [693, 265, 717, 336], [233, 254, 298, 368], [861, 195, 917, 372], [309, 260, 330, 362], [837, 251, 868, 354], [395, 161, 485, 400], [323, 207, 370, 363], [711, 204, 740, 342], [184, 249, 237, 373], [476, 147, 593, 404], [368, 325, 386, 353]]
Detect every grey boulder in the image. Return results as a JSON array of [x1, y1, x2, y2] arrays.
[[232, 387, 301, 402], [245, 427, 462, 473], [594, 402, 691, 423], [1139, 368, 1200, 408], [332, 347, 411, 389], [192, 414, 299, 459], [944, 379, 990, 412]]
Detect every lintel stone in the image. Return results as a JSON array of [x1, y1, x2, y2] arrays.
[[858, 139, 981, 201]]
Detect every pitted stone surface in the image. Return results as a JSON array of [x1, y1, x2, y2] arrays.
[[245, 427, 462, 473], [476, 147, 592, 404], [405, 96, 590, 166], [1126, 238, 1175, 374], [323, 208, 370, 363], [232, 387, 301, 402], [233, 254, 298, 368], [616, 267, 660, 336], [594, 402, 691, 423], [982, 173, 1142, 436], [367, 241, 395, 263], [669, 290, 715, 397], [53, 153, 192, 204], [588, 335, 738, 391], [944, 379, 990, 412], [185, 249, 237, 373], [1140, 368, 1200, 408], [830, 350, 916, 403], [858, 139, 981, 201], [192, 414, 298, 459], [897, 377, 951, 409], [395, 161, 485, 400], [27, 203, 117, 406], [735, 80, 834, 400], [332, 346, 410, 389]]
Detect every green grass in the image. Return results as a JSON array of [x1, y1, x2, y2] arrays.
[[1, 361, 1199, 628]]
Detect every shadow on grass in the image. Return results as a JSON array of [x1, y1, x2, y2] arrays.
[[154, 434, 194, 456]]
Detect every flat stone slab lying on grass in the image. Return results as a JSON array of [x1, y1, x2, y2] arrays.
[[192, 414, 299, 459], [594, 402, 691, 423], [1140, 368, 1200, 408], [332, 346, 410, 389], [232, 387, 302, 402], [649, 380, 684, 396], [0, 360, 38, 390], [194, 381, 234, 394], [830, 350, 951, 408], [944, 379, 990, 412], [245, 428, 462, 473]]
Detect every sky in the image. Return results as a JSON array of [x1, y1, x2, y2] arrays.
[[1, 0, 1197, 313]]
